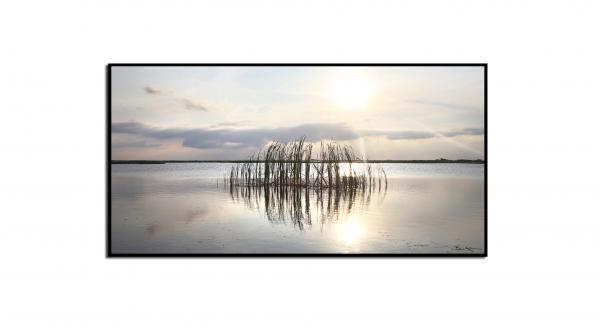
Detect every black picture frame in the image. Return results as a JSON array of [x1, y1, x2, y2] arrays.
[[107, 63, 487, 258]]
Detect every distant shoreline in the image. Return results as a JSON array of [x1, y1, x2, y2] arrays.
[[111, 159, 484, 165]]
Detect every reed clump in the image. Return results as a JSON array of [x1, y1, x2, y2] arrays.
[[225, 137, 387, 190]]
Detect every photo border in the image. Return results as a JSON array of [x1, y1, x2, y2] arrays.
[[106, 63, 487, 258]]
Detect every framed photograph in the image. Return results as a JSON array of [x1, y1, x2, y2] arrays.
[[108, 64, 487, 257]]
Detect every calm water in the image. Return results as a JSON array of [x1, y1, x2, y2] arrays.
[[111, 163, 484, 254]]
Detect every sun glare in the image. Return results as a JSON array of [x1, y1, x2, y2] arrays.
[[331, 71, 374, 111], [339, 220, 361, 245]]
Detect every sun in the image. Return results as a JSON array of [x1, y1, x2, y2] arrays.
[[331, 71, 374, 111]]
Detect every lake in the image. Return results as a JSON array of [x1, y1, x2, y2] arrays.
[[111, 163, 485, 254]]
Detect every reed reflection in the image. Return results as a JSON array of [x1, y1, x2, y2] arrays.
[[228, 183, 387, 230]]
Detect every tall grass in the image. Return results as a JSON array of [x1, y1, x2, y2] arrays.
[[225, 137, 387, 190]]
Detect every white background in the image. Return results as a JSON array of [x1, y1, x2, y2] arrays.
[[1, 1, 599, 327]]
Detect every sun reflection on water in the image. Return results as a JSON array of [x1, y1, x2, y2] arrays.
[[339, 217, 361, 245]]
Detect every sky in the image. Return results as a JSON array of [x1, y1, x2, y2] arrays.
[[111, 66, 485, 160]]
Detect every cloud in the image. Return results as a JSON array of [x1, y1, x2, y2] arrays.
[[112, 121, 359, 149], [362, 127, 483, 140], [379, 131, 436, 140], [143, 85, 208, 111], [180, 98, 208, 111], [112, 121, 483, 150], [143, 85, 162, 94], [209, 120, 254, 128], [112, 121, 147, 134], [112, 140, 161, 148], [409, 99, 481, 112], [443, 127, 484, 137]]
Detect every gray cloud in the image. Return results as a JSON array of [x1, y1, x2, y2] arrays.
[[380, 131, 435, 140], [143, 85, 208, 111], [112, 121, 483, 150], [180, 98, 208, 111], [112, 122, 147, 134], [443, 127, 484, 137], [362, 127, 483, 140], [112, 140, 161, 149], [143, 85, 162, 94], [409, 99, 481, 112], [210, 120, 254, 128], [112, 121, 360, 149]]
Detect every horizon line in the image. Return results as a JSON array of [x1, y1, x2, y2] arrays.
[[111, 159, 485, 163]]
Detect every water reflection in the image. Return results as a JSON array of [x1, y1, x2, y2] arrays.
[[228, 184, 387, 231], [111, 163, 485, 254], [145, 208, 209, 236], [339, 218, 361, 245]]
